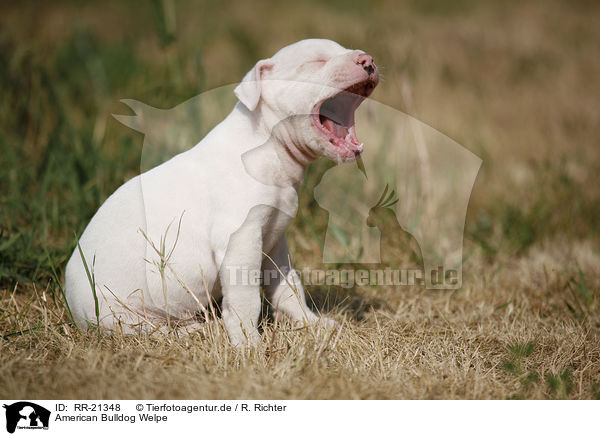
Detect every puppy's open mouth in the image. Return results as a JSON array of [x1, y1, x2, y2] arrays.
[[313, 80, 376, 156]]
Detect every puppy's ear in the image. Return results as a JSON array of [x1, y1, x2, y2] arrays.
[[234, 59, 274, 111]]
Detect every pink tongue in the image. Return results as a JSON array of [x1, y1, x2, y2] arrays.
[[322, 117, 348, 139]]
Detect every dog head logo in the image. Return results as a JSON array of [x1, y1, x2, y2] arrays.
[[113, 79, 480, 291], [3, 402, 50, 433]]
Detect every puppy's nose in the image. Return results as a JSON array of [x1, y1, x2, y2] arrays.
[[355, 53, 376, 75]]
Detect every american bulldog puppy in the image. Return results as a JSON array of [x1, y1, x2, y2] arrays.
[[65, 38, 379, 346]]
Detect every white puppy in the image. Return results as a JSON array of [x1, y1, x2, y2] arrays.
[[65, 38, 379, 346]]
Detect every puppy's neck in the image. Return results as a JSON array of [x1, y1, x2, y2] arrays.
[[241, 135, 308, 189]]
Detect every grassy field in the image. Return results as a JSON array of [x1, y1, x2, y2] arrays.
[[1, 0, 599, 399]]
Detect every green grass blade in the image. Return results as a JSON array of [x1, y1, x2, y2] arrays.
[[76, 239, 101, 338]]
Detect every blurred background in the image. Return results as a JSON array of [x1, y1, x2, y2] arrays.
[[0, 0, 598, 304]]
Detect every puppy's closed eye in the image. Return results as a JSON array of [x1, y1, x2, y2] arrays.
[[299, 59, 328, 71]]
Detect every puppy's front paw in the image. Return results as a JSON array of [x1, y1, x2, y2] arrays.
[[297, 313, 340, 329], [228, 329, 261, 349]]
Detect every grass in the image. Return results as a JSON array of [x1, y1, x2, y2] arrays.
[[76, 240, 100, 337], [1, 0, 600, 399]]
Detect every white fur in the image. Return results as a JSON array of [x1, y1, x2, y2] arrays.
[[65, 39, 377, 346]]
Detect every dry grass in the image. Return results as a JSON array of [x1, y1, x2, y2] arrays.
[[1, 0, 599, 399], [2, 237, 599, 399]]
